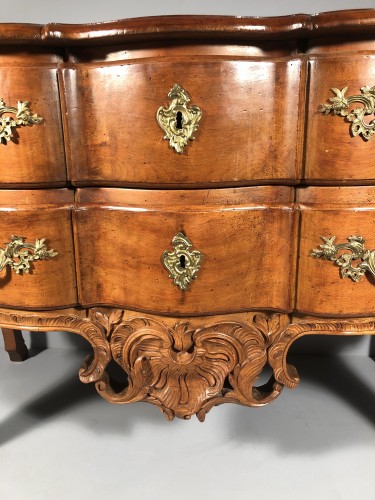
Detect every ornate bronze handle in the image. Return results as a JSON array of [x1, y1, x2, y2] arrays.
[[310, 235, 375, 282], [156, 84, 202, 153], [0, 98, 43, 144], [0, 236, 58, 274], [319, 86, 375, 141], [162, 232, 203, 291]]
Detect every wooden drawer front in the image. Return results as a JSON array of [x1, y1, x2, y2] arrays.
[[296, 187, 375, 316], [305, 55, 375, 182], [0, 190, 77, 309], [74, 187, 296, 315], [62, 57, 304, 187], [0, 66, 66, 186]]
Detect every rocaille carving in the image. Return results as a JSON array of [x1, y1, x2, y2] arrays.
[[310, 235, 375, 282], [0, 236, 58, 275], [156, 84, 202, 153], [0, 98, 43, 144], [0, 308, 111, 384], [93, 311, 287, 421], [320, 86, 375, 141], [1, 306, 375, 421], [268, 319, 375, 389], [162, 232, 203, 291]]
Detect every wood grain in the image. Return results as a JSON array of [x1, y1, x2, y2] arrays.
[[0, 189, 77, 309], [304, 54, 375, 182], [297, 187, 375, 316], [0, 15, 311, 45], [0, 65, 67, 186], [61, 56, 304, 187], [312, 9, 375, 36], [74, 187, 296, 314], [68, 41, 301, 64], [0, 10, 374, 46]]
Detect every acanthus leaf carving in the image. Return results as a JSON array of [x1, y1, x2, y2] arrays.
[[268, 318, 375, 389], [95, 312, 287, 421], [2, 307, 375, 421], [0, 308, 111, 384], [89, 308, 124, 339]]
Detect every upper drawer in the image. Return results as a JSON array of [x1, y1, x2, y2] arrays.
[[0, 66, 67, 186], [305, 54, 375, 183], [60, 56, 305, 187]]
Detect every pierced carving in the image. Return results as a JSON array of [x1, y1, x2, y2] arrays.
[[162, 232, 203, 291], [2, 306, 375, 421], [156, 84, 202, 153], [95, 312, 287, 421], [319, 86, 375, 141], [310, 235, 375, 282], [0, 236, 58, 275], [0, 98, 43, 144]]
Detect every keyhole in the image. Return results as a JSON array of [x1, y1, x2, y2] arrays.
[[179, 255, 186, 269], [176, 111, 183, 129]]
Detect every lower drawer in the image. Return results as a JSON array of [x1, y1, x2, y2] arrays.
[[0, 189, 77, 309], [296, 187, 375, 316], [74, 186, 296, 315]]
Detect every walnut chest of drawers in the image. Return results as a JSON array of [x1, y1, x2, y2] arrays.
[[1, 9, 375, 421]]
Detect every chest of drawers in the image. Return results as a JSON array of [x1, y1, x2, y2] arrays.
[[1, 9, 375, 421]]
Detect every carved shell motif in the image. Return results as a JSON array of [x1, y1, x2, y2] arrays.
[[95, 314, 285, 420]]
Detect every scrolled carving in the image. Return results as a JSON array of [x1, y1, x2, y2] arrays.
[[2, 306, 375, 421], [0, 308, 111, 384], [268, 319, 375, 389], [95, 312, 287, 421], [0, 236, 58, 275], [0, 98, 43, 144], [310, 235, 375, 282], [319, 86, 375, 141]]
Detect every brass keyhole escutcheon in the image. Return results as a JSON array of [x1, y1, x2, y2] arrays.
[[156, 84, 202, 153], [162, 232, 203, 291]]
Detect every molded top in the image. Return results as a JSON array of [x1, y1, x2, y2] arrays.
[[0, 9, 373, 45]]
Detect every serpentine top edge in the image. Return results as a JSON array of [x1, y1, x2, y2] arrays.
[[0, 9, 374, 45]]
